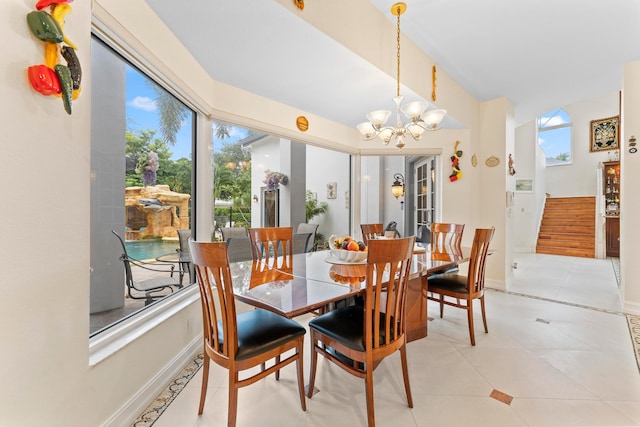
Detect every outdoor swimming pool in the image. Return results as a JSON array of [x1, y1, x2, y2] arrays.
[[125, 240, 180, 261]]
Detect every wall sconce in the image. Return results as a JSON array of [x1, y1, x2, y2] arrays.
[[391, 173, 405, 199], [252, 194, 258, 203]]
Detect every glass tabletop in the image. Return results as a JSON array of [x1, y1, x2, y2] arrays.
[[227, 248, 466, 318]]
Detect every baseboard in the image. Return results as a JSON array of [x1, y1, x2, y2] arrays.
[[486, 278, 506, 291], [624, 300, 640, 316], [102, 335, 201, 427]]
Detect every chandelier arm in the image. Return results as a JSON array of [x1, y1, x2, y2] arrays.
[[412, 121, 443, 132]]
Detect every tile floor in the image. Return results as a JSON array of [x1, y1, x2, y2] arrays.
[[151, 253, 640, 427]]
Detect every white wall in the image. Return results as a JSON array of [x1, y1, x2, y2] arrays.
[[305, 145, 351, 240], [545, 92, 619, 196], [514, 121, 547, 252], [621, 61, 640, 314]]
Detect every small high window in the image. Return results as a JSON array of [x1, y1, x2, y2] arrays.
[[537, 108, 572, 166]]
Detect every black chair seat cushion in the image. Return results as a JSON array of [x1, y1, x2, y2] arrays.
[[428, 273, 469, 294], [308, 305, 392, 352], [219, 308, 306, 361]]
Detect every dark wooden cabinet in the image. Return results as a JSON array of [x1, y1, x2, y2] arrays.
[[603, 161, 620, 257], [606, 217, 620, 257]]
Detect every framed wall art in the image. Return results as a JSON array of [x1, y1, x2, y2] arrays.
[[515, 178, 534, 192], [590, 115, 619, 152], [326, 182, 337, 199]]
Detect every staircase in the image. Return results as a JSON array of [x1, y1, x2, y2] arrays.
[[536, 196, 595, 258]]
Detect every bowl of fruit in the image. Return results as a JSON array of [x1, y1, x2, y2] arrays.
[[328, 235, 368, 263]]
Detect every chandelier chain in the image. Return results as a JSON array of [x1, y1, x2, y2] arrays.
[[396, 9, 401, 98]]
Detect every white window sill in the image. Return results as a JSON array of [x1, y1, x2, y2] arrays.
[[89, 286, 200, 366]]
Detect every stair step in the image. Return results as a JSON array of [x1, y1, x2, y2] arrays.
[[542, 214, 596, 221], [539, 225, 594, 234], [541, 219, 594, 226], [538, 233, 595, 242], [536, 246, 595, 258], [545, 197, 596, 203], [536, 239, 595, 249]]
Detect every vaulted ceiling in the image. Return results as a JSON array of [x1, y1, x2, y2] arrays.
[[147, 0, 640, 128]]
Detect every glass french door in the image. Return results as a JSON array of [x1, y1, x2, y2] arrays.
[[414, 157, 436, 236], [262, 189, 279, 227]]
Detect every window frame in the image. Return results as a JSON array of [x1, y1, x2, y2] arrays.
[[89, 23, 206, 363], [537, 109, 573, 167]]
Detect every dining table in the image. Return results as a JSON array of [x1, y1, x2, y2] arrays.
[[227, 243, 468, 343]]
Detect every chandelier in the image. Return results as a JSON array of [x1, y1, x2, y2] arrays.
[[356, 2, 447, 149]]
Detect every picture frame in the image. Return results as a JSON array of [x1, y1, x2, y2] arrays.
[[326, 182, 337, 199], [590, 115, 619, 152], [515, 178, 534, 192]]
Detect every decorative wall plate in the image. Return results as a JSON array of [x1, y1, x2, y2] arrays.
[[485, 156, 500, 167], [471, 154, 478, 167], [296, 116, 308, 132]]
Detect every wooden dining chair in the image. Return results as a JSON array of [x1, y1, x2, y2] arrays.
[[189, 240, 307, 427], [430, 223, 465, 274], [360, 223, 384, 246], [307, 236, 416, 427], [430, 222, 465, 253], [427, 227, 495, 346], [248, 226, 294, 266]]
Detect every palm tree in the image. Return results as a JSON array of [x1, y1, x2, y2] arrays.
[[146, 81, 189, 145]]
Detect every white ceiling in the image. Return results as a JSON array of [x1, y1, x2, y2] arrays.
[[146, 0, 640, 128]]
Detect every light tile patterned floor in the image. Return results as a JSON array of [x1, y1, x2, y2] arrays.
[[143, 253, 640, 427]]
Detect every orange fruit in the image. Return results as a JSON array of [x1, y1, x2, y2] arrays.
[[347, 240, 359, 251]]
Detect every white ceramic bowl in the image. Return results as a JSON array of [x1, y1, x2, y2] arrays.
[[329, 235, 368, 263]]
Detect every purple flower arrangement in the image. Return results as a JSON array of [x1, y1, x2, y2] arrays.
[[263, 169, 288, 191]]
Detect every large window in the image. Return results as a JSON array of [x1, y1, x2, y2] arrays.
[[90, 34, 195, 336], [211, 123, 351, 250], [538, 108, 572, 166]]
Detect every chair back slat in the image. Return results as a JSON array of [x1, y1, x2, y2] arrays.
[[467, 227, 495, 295], [248, 227, 294, 266], [430, 223, 464, 254], [360, 223, 384, 246], [364, 236, 415, 350], [189, 241, 237, 359]]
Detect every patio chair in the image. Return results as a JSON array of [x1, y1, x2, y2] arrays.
[[225, 236, 254, 263], [296, 223, 319, 251], [220, 227, 248, 241], [293, 232, 313, 254], [111, 230, 182, 306], [176, 229, 192, 284]]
